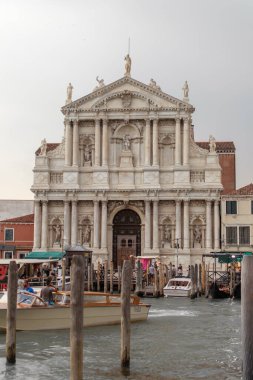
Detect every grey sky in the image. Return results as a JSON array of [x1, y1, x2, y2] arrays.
[[0, 0, 252, 199]]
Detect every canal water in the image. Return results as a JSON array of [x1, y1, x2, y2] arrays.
[[0, 297, 241, 380]]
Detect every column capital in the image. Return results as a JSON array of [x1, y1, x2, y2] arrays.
[[175, 116, 181, 123], [175, 199, 182, 205], [183, 198, 190, 203], [214, 200, 220, 206], [95, 118, 100, 125]]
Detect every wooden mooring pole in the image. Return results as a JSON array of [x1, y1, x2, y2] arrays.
[[118, 265, 121, 293], [110, 261, 114, 294], [104, 260, 108, 293], [242, 256, 253, 379], [121, 260, 132, 371], [62, 258, 66, 291], [70, 255, 85, 380], [135, 260, 142, 296], [97, 262, 101, 292], [190, 265, 195, 299], [6, 261, 18, 364]]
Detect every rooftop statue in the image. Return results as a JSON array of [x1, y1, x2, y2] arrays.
[[149, 78, 161, 91], [40, 138, 47, 156], [66, 82, 73, 104], [93, 76, 105, 91], [182, 80, 189, 98], [209, 135, 216, 153], [124, 54, 131, 76]]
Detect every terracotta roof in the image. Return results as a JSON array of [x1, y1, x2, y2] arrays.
[[0, 213, 34, 223], [225, 183, 253, 196], [35, 143, 60, 156], [196, 141, 235, 152]]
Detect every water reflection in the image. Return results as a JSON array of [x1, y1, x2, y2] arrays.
[[0, 298, 242, 380]]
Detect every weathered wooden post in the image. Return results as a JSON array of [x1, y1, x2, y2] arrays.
[[169, 262, 172, 279], [159, 264, 164, 296], [118, 265, 121, 293], [165, 265, 169, 284], [154, 266, 159, 297], [135, 260, 142, 296], [201, 262, 206, 295], [104, 260, 108, 293], [6, 261, 17, 364], [194, 263, 198, 298], [205, 264, 210, 298], [97, 262, 101, 292], [198, 263, 202, 296], [70, 255, 84, 380], [241, 256, 253, 379], [110, 261, 114, 294], [121, 260, 132, 371], [61, 258, 66, 291], [190, 265, 195, 299], [87, 264, 91, 291]]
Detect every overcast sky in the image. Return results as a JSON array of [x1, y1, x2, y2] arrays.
[[0, 0, 252, 199]]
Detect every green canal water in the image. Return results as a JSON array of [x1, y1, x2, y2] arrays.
[[0, 297, 241, 379]]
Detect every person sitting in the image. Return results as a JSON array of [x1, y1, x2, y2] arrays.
[[24, 280, 34, 293], [40, 276, 56, 305]]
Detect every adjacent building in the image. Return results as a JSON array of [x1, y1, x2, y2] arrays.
[[31, 57, 230, 267], [0, 214, 34, 259], [221, 184, 253, 253]]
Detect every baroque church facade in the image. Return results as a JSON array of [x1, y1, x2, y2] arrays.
[[31, 57, 223, 267]]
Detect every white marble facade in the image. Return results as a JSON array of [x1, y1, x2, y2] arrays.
[[31, 59, 223, 268]]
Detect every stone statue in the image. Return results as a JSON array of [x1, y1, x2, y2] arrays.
[[82, 225, 91, 244], [66, 82, 73, 104], [209, 135, 216, 153], [93, 76, 105, 91], [40, 138, 47, 156], [122, 135, 131, 151], [84, 145, 91, 162], [193, 225, 202, 245], [124, 54, 131, 76], [149, 78, 161, 90], [163, 225, 171, 243], [53, 224, 61, 244], [182, 80, 189, 98]]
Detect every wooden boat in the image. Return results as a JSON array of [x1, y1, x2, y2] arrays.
[[0, 291, 150, 331], [163, 277, 192, 297]]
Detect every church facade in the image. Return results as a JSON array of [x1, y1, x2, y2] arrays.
[[31, 58, 223, 267]]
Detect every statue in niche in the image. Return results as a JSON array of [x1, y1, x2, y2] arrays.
[[182, 80, 189, 98], [122, 135, 131, 152], [163, 224, 171, 243], [84, 145, 91, 163], [193, 225, 202, 247], [82, 225, 91, 244], [124, 54, 131, 76], [66, 82, 73, 104], [53, 224, 61, 244], [209, 135, 216, 153], [40, 138, 47, 156]]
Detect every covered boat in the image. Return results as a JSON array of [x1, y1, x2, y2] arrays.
[[0, 290, 150, 331], [163, 277, 192, 297]]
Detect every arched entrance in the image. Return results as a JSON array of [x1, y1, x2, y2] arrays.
[[113, 209, 141, 267]]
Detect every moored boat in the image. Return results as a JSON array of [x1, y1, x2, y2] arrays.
[[163, 277, 192, 297], [0, 291, 150, 331]]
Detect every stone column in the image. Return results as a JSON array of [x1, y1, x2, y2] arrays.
[[101, 201, 108, 250], [33, 200, 41, 249], [175, 200, 181, 248], [145, 119, 151, 166], [206, 200, 212, 249], [214, 200, 220, 250], [183, 117, 190, 165], [102, 118, 108, 166], [71, 200, 78, 246], [153, 118, 159, 166], [153, 200, 159, 249], [183, 199, 189, 249], [175, 117, 181, 165], [41, 201, 48, 250], [63, 201, 71, 246], [145, 200, 151, 249], [65, 119, 72, 166], [95, 118, 101, 166], [93, 200, 99, 249], [72, 119, 79, 166]]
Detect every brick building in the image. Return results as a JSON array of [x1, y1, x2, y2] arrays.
[[0, 214, 34, 259]]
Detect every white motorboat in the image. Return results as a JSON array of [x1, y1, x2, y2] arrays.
[[0, 290, 150, 331], [163, 277, 192, 297]]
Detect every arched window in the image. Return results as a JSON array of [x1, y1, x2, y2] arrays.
[[128, 239, 133, 247], [121, 239, 126, 247]]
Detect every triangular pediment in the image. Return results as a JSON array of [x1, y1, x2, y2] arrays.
[[61, 76, 194, 114]]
